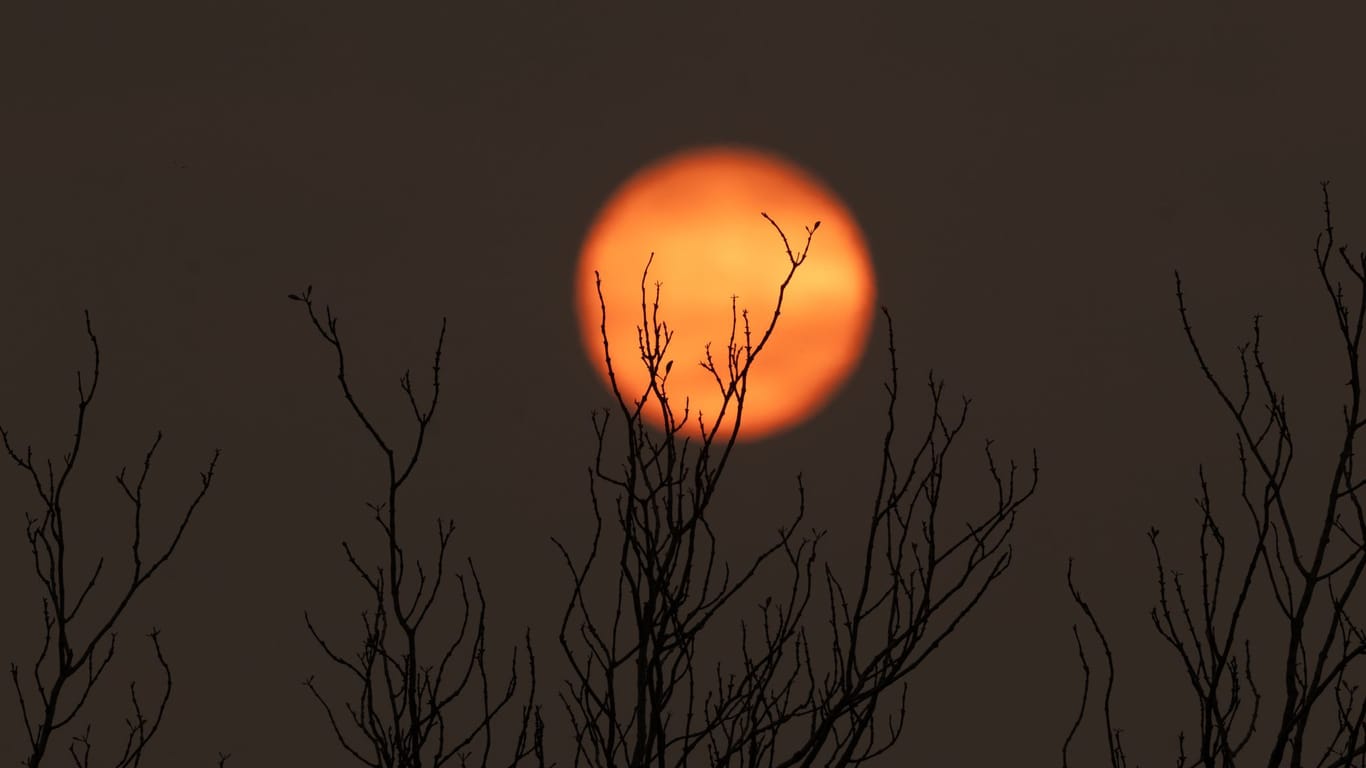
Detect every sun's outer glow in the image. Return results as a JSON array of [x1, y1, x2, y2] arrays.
[[576, 145, 877, 441]]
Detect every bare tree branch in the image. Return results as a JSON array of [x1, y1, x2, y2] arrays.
[[291, 289, 543, 768], [2, 311, 220, 768], [1068, 182, 1366, 768]]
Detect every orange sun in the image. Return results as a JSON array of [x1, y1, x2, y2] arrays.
[[575, 145, 877, 441]]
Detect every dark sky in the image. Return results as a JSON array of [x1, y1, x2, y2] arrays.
[[4, 2, 1366, 764]]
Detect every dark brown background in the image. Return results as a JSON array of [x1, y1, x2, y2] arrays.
[[3, 1, 1366, 764]]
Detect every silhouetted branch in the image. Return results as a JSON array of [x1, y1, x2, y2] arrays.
[[290, 288, 542, 767], [770, 308, 1037, 766], [1065, 560, 1126, 768], [1068, 182, 1366, 767], [555, 217, 818, 767], [2, 311, 220, 768]]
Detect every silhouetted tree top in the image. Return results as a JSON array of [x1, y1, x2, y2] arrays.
[[559, 217, 1037, 766], [1067, 182, 1366, 768], [2, 311, 220, 768], [289, 288, 543, 768]]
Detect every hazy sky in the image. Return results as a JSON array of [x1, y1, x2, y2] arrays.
[[4, 2, 1366, 764]]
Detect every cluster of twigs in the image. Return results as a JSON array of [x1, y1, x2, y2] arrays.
[[1, 311, 220, 767], [1066, 183, 1366, 767], [555, 215, 1036, 766], [290, 288, 543, 767]]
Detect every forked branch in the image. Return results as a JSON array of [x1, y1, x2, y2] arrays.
[[290, 288, 543, 768]]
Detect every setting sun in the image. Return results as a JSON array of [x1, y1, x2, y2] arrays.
[[575, 145, 877, 441]]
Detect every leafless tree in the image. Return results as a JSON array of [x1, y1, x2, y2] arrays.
[[557, 215, 1037, 766], [1066, 183, 1366, 767], [1, 311, 221, 768], [290, 288, 544, 768]]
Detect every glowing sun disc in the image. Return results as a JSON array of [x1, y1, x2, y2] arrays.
[[575, 145, 877, 441]]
